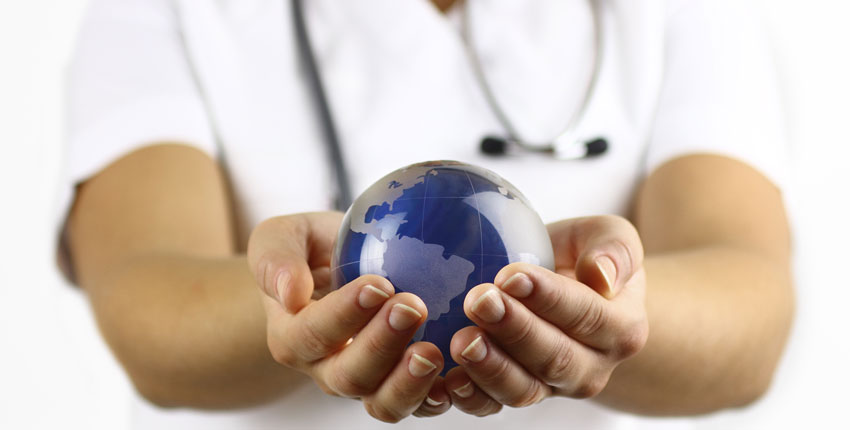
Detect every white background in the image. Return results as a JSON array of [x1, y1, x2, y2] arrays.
[[1, 1, 848, 429]]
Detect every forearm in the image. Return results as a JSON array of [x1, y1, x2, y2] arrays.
[[85, 253, 308, 408], [595, 245, 794, 415]]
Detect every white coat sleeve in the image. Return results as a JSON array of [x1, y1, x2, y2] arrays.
[[55, 0, 216, 282], [645, 0, 788, 190]]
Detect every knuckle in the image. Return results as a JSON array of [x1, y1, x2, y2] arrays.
[[260, 216, 285, 230], [269, 345, 295, 368], [360, 331, 395, 364], [539, 338, 577, 386], [612, 219, 643, 263], [269, 215, 298, 234], [267, 333, 297, 367], [298, 318, 335, 362], [569, 298, 608, 338], [364, 401, 403, 423], [477, 356, 512, 387], [535, 282, 566, 315], [252, 254, 276, 297], [611, 238, 638, 277], [602, 214, 635, 232], [475, 401, 503, 417], [330, 362, 374, 397], [571, 375, 609, 399], [500, 313, 536, 348], [505, 381, 547, 408], [250, 218, 285, 250], [614, 319, 649, 359], [461, 401, 491, 417], [247, 219, 270, 247], [593, 215, 642, 268], [314, 379, 338, 397]]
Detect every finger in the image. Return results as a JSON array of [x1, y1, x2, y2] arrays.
[[314, 293, 428, 397], [444, 366, 502, 417], [413, 377, 452, 417], [247, 212, 342, 312], [271, 275, 395, 367], [463, 284, 625, 390], [450, 327, 556, 406], [490, 263, 645, 350], [547, 215, 644, 297], [363, 342, 444, 423], [494, 263, 648, 352]]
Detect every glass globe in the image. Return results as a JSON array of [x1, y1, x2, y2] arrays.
[[331, 160, 554, 373]]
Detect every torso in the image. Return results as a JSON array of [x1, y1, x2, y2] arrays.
[[154, 0, 690, 428], [175, 0, 665, 245]]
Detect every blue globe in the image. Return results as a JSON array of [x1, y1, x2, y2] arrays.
[[331, 160, 554, 374]]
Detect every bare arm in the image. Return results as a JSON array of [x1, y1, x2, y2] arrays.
[[442, 154, 793, 417], [68, 144, 449, 421], [67, 144, 305, 408], [596, 154, 794, 414]]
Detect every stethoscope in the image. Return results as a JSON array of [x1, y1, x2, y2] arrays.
[[291, 0, 607, 210]]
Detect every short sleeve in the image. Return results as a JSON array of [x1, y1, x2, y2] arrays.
[[646, 0, 788, 190], [55, 0, 216, 282]]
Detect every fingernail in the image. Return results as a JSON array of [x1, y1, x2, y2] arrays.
[[500, 272, 533, 298], [389, 303, 422, 331], [275, 272, 290, 305], [453, 381, 474, 398], [425, 396, 444, 406], [595, 256, 617, 295], [471, 289, 505, 323], [461, 335, 487, 363], [409, 353, 437, 377], [358, 284, 390, 308]]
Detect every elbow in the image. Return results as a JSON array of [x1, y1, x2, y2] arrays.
[[113, 341, 296, 409], [728, 348, 784, 410], [730, 369, 776, 410], [130, 376, 185, 409], [730, 349, 792, 411], [123, 363, 282, 410], [115, 352, 284, 409], [731, 273, 796, 410], [91, 313, 225, 409], [117, 351, 207, 409]]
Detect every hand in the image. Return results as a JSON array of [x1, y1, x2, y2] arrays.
[[444, 215, 649, 416], [247, 212, 451, 422]]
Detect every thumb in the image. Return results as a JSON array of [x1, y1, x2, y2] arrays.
[[247, 212, 341, 313], [551, 215, 644, 299]]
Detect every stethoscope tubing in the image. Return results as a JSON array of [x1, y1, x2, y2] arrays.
[[459, 0, 603, 154], [292, 0, 354, 210], [292, 0, 604, 210]]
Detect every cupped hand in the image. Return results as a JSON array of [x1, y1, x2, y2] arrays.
[[247, 212, 451, 422], [444, 215, 649, 416]]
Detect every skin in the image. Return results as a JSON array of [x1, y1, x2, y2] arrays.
[[67, 144, 450, 418], [443, 157, 793, 416], [64, 0, 792, 420], [68, 143, 792, 420]]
